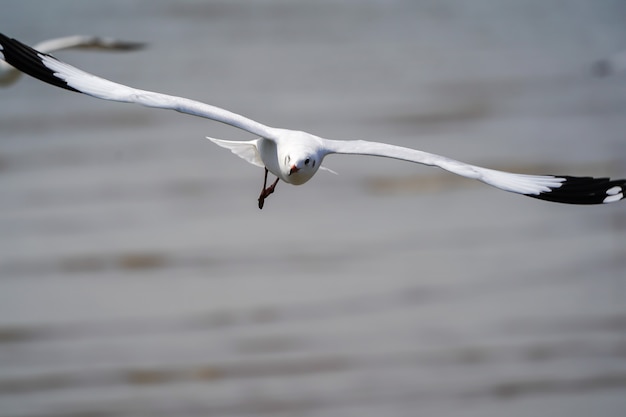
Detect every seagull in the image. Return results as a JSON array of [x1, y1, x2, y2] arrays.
[[0, 35, 144, 87], [0, 34, 624, 208]]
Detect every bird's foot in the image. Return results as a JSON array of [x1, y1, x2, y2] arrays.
[[258, 180, 279, 209], [258, 169, 279, 209]]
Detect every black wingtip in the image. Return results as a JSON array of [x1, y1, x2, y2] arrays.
[[0, 33, 80, 93], [528, 176, 625, 205]]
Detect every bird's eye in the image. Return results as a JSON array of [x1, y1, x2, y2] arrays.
[[305, 158, 310, 166]]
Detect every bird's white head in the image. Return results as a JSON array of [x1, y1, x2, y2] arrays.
[[281, 149, 321, 185], [277, 131, 324, 185]]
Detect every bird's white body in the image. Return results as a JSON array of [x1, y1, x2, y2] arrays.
[[0, 33, 624, 207], [210, 130, 328, 186]]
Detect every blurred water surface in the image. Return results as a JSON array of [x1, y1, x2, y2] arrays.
[[1, 1, 625, 416]]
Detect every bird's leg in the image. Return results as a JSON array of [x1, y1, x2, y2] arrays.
[[258, 167, 280, 209]]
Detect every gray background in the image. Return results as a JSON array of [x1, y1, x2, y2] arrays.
[[1, 1, 625, 416]]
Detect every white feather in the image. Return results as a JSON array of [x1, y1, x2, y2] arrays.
[[38, 54, 277, 139], [320, 138, 564, 196], [207, 137, 265, 168]]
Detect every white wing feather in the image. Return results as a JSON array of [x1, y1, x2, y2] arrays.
[[322, 139, 564, 196], [207, 137, 265, 168], [38, 55, 277, 138]]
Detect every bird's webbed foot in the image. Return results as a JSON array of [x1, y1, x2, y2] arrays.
[[258, 168, 280, 209]]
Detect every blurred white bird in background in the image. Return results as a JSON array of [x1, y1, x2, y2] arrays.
[[0, 34, 144, 86]]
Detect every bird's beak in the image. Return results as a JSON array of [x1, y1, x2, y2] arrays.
[[289, 165, 300, 175]]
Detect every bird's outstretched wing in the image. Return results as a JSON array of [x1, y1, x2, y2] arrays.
[[322, 139, 625, 204], [0, 33, 277, 138]]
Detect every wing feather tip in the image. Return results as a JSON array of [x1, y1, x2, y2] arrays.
[[527, 176, 625, 205], [0, 33, 79, 93]]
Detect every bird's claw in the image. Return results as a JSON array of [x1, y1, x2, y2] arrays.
[[258, 183, 277, 209], [258, 169, 279, 209]]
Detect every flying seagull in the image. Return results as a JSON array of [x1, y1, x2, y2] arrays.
[[0, 34, 624, 209], [0, 35, 144, 87]]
